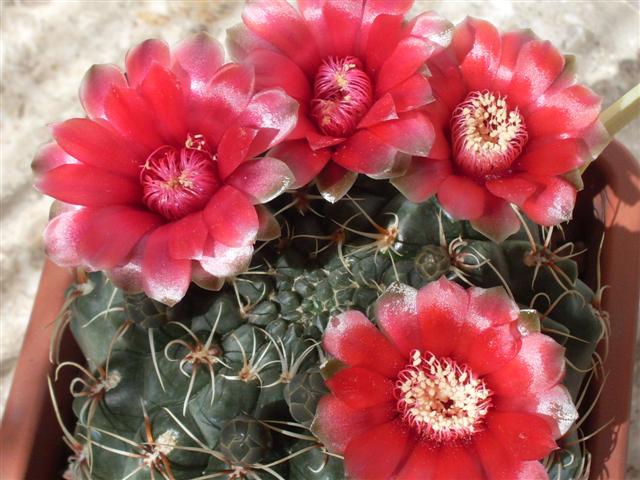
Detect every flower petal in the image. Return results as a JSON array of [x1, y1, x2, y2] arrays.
[[200, 240, 253, 278], [507, 40, 564, 107], [517, 138, 589, 176], [470, 195, 521, 243], [226, 157, 293, 204], [191, 263, 225, 291], [526, 85, 602, 138], [255, 205, 280, 241], [394, 443, 439, 480], [107, 239, 145, 294], [485, 175, 538, 206], [43, 208, 87, 267], [79, 64, 128, 119], [357, 93, 399, 129], [32, 142, 80, 179], [326, 366, 395, 409], [323, 310, 405, 378], [437, 175, 488, 220], [203, 186, 259, 247], [491, 30, 537, 93], [434, 444, 484, 480], [374, 283, 419, 358], [141, 226, 192, 306], [486, 332, 566, 398], [391, 157, 451, 203], [367, 111, 434, 156], [217, 126, 260, 179], [521, 175, 576, 226], [364, 13, 405, 75], [344, 420, 412, 480], [376, 37, 434, 94], [226, 22, 277, 61], [242, 0, 321, 75], [387, 73, 434, 112], [36, 164, 142, 207], [171, 32, 225, 100], [319, 0, 362, 57], [169, 211, 209, 260], [77, 206, 163, 270], [405, 11, 454, 52], [487, 411, 557, 461], [316, 162, 358, 203], [474, 430, 549, 480], [124, 39, 170, 88], [245, 49, 311, 102], [417, 277, 469, 357], [333, 130, 400, 176], [359, 0, 413, 51], [454, 18, 501, 91], [268, 140, 331, 188], [314, 395, 396, 454], [51, 118, 140, 177]]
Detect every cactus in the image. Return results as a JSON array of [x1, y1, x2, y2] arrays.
[[50, 177, 605, 480]]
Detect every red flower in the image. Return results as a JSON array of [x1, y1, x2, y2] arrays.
[[33, 33, 298, 305], [230, 0, 453, 201], [392, 18, 609, 241], [315, 279, 577, 479]]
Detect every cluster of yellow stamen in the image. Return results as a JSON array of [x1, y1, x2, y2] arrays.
[[395, 350, 492, 442], [451, 91, 528, 177]]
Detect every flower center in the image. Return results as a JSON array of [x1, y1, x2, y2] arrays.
[[395, 350, 492, 442], [311, 56, 373, 137], [140, 135, 220, 220], [450, 91, 528, 178]]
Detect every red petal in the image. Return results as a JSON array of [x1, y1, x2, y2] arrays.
[[245, 49, 311, 102], [316, 162, 358, 203], [486, 332, 566, 398], [169, 212, 209, 260], [326, 367, 395, 409], [485, 175, 538, 206], [104, 86, 164, 154], [359, 0, 413, 51], [268, 140, 331, 188], [374, 283, 420, 357], [333, 130, 400, 176], [171, 32, 225, 100], [367, 111, 434, 156], [455, 18, 501, 91], [320, 0, 362, 57], [416, 278, 469, 357], [358, 93, 399, 129], [32, 142, 79, 178], [200, 240, 253, 278], [507, 40, 564, 107], [526, 85, 602, 138], [124, 39, 170, 87], [521, 175, 576, 225], [495, 384, 578, 439], [36, 164, 142, 207], [51, 118, 140, 177], [492, 30, 537, 93], [323, 310, 405, 378], [198, 63, 255, 144], [434, 444, 484, 480], [474, 430, 541, 480], [255, 205, 280, 241], [140, 64, 187, 144], [78, 206, 162, 270], [427, 55, 467, 111], [141, 226, 192, 306], [226, 157, 293, 204], [364, 14, 404, 75], [517, 138, 588, 176], [203, 186, 258, 247], [314, 395, 396, 454], [79, 64, 127, 119], [226, 23, 277, 61], [306, 130, 345, 150], [388, 73, 434, 113], [405, 11, 454, 53], [242, 0, 320, 75], [487, 411, 557, 461], [107, 239, 145, 294], [391, 157, 451, 203], [394, 443, 439, 480], [376, 37, 434, 94], [437, 175, 488, 220], [344, 420, 412, 480], [470, 195, 521, 243], [191, 263, 224, 291], [217, 126, 260, 179], [43, 208, 87, 267], [235, 88, 299, 153]]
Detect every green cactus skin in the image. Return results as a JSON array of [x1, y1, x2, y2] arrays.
[[57, 179, 603, 480]]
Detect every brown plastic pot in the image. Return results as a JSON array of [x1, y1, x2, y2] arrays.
[[1, 142, 638, 479]]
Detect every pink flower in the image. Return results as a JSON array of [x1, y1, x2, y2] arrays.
[[392, 18, 609, 241], [230, 0, 453, 201], [33, 34, 298, 305], [315, 279, 577, 479]]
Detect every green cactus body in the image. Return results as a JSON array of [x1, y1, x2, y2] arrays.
[[58, 180, 603, 479]]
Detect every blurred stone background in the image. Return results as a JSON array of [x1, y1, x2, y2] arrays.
[[1, 0, 638, 476]]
